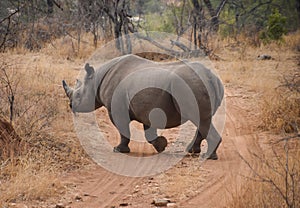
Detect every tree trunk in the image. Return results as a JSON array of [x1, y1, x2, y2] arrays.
[[297, 0, 300, 25], [123, 18, 132, 54], [203, 0, 215, 17], [203, 0, 219, 31], [47, 0, 54, 14]]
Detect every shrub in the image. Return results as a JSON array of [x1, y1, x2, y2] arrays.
[[260, 9, 288, 43]]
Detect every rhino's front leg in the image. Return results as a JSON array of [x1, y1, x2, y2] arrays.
[[143, 124, 167, 153], [108, 112, 131, 153]]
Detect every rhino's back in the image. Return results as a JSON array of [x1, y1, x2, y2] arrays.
[[172, 61, 224, 115], [99, 55, 223, 120]]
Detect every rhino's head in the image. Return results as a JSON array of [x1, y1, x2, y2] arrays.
[[62, 63, 101, 113]]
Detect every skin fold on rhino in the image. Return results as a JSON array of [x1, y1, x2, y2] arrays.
[[63, 54, 224, 160]]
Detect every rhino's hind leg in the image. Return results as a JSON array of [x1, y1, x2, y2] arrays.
[[188, 119, 221, 160], [186, 130, 204, 154], [151, 136, 168, 153], [113, 135, 130, 153], [143, 125, 167, 153], [201, 123, 222, 160]]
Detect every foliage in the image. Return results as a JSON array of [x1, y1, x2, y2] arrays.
[[219, 0, 299, 40], [142, 8, 176, 33], [137, 0, 166, 14], [0, 0, 299, 52], [260, 9, 288, 43], [218, 9, 236, 38]]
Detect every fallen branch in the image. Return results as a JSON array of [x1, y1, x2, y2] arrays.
[[170, 40, 190, 52], [134, 33, 206, 58]]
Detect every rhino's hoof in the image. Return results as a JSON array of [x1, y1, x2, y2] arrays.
[[186, 146, 201, 154], [113, 145, 130, 153], [151, 136, 167, 153], [201, 152, 218, 160]]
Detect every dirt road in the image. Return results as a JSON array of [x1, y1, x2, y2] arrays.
[[61, 85, 263, 208]]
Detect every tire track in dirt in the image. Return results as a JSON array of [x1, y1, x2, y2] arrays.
[[180, 88, 261, 207]]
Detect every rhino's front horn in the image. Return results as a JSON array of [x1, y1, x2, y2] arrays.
[[62, 80, 73, 98]]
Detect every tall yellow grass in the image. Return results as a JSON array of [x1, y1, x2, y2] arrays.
[[230, 138, 300, 208], [0, 155, 63, 203], [0, 47, 89, 205], [213, 31, 300, 207]]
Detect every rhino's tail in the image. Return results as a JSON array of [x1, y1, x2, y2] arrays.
[[212, 76, 224, 115]]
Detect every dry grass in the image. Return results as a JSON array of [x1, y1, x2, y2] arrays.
[[230, 138, 300, 208], [0, 45, 90, 206], [260, 92, 300, 133], [212, 31, 300, 207], [41, 33, 97, 61], [1, 155, 63, 203], [215, 31, 300, 132]]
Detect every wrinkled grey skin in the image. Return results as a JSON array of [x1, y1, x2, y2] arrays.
[[63, 54, 224, 159]]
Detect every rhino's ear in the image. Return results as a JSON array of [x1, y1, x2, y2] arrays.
[[62, 80, 73, 98], [85, 63, 95, 79]]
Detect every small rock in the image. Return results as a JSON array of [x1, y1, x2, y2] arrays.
[[152, 198, 171, 207], [133, 185, 140, 193], [9, 203, 28, 208], [119, 202, 129, 206], [257, 54, 272, 60], [75, 195, 82, 201], [167, 203, 177, 207], [55, 203, 65, 208]]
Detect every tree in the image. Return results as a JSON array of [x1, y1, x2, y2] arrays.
[[261, 8, 287, 41], [190, 0, 227, 51], [220, 0, 300, 39]]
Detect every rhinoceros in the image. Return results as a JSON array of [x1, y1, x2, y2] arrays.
[[62, 54, 224, 159]]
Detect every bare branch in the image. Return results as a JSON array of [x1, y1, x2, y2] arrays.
[[252, 150, 285, 177], [215, 0, 227, 18], [0, 8, 20, 25], [274, 134, 300, 144], [238, 150, 288, 203]]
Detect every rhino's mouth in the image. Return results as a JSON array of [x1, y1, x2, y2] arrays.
[[69, 102, 73, 111]]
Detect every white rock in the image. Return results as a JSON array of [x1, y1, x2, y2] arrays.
[[167, 202, 177, 207], [152, 198, 171, 206]]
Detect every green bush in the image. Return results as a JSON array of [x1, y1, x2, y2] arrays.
[[143, 11, 175, 33], [260, 9, 287, 42]]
